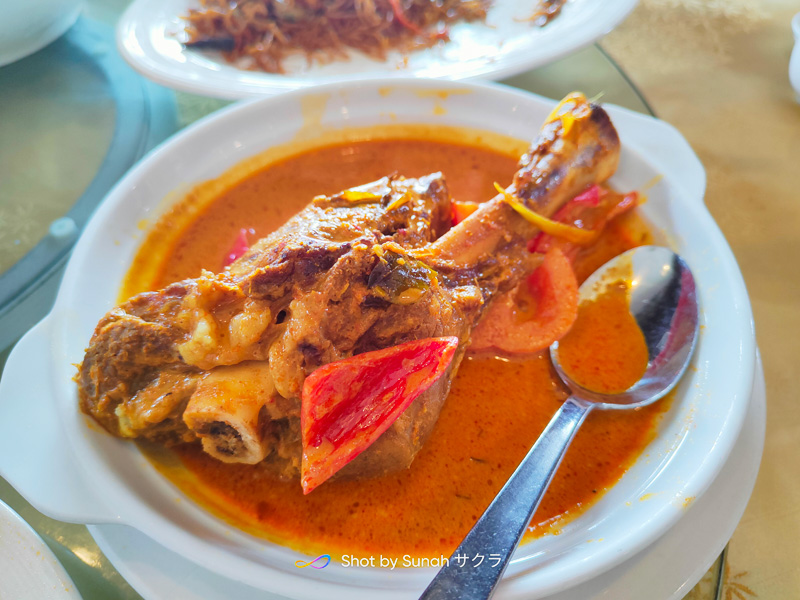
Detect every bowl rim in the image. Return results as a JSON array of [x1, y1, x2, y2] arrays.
[[0, 78, 756, 599]]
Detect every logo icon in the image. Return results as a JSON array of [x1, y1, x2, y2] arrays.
[[295, 554, 331, 569]]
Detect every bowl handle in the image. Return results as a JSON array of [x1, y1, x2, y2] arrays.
[[0, 318, 119, 524], [607, 105, 708, 204]]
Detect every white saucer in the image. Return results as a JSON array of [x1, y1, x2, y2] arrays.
[[88, 355, 765, 600], [0, 500, 81, 600], [0, 3, 82, 68]]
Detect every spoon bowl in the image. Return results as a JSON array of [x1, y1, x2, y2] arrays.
[[551, 245, 699, 409], [420, 246, 699, 600]]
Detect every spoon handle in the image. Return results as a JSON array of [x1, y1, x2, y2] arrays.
[[419, 397, 592, 600]]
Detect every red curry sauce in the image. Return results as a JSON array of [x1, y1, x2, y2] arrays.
[[129, 133, 668, 560]]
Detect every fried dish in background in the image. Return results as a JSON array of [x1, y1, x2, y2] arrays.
[[182, 0, 515, 73]]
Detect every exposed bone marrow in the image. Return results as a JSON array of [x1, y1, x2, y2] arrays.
[[183, 362, 276, 464]]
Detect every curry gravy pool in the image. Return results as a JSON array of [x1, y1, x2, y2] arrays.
[[125, 126, 670, 561]]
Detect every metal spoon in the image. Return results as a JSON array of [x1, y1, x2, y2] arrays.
[[419, 246, 699, 600]]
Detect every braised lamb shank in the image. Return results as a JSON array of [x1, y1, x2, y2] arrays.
[[78, 93, 620, 481]]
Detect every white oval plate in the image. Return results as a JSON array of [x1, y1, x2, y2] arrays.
[[117, 0, 638, 99], [0, 79, 756, 600]]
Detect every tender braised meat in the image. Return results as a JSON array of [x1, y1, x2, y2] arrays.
[[78, 286, 198, 440], [266, 95, 621, 478], [78, 174, 452, 444], [77, 94, 621, 482]]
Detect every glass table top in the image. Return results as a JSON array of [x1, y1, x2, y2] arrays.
[[0, 28, 115, 277], [0, 16, 176, 351], [0, 2, 722, 598]]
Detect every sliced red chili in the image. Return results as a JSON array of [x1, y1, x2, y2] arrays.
[[388, 0, 424, 35], [223, 228, 251, 267], [529, 188, 639, 257], [570, 184, 602, 206], [301, 336, 459, 493]]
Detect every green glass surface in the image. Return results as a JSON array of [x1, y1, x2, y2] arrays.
[[0, 36, 116, 276], [0, 2, 725, 599]]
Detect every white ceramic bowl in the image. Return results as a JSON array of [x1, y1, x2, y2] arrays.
[[0, 80, 756, 600], [0, 500, 81, 600], [790, 13, 800, 102], [0, 0, 82, 67]]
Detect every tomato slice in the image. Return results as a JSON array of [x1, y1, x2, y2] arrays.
[[301, 336, 459, 494], [451, 200, 480, 225], [387, 0, 425, 34], [469, 248, 579, 355]]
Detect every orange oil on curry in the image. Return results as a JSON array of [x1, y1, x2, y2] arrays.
[[129, 129, 669, 561], [557, 273, 650, 395]]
